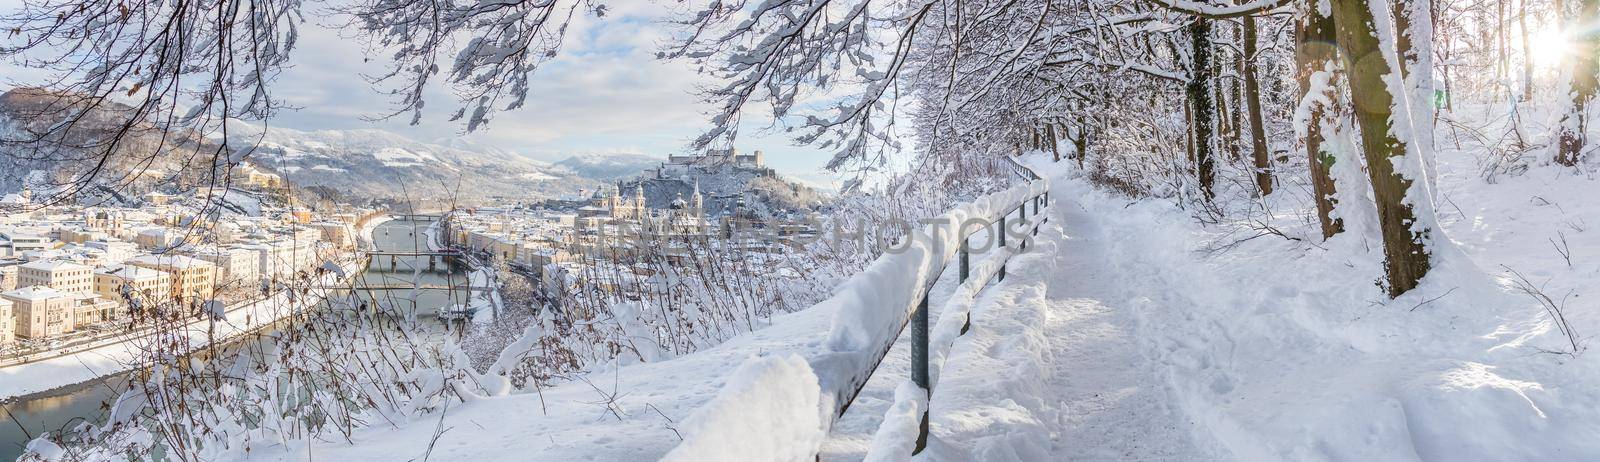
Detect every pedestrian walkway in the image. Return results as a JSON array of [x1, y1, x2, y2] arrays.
[[916, 192, 1222, 461]]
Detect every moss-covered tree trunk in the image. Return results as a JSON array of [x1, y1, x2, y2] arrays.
[[1332, 0, 1435, 297], [1297, 6, 1342, 238], [1188, 18, 1217, 200], [1244, 14, 1273, 196]]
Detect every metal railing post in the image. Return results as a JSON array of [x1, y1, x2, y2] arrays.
[[1033, 196, 1041, 236], [1018, 204, 1028, 251], [959, 237, 970, 335], [959, 237, 970, 283], [997, 216, 1007, 282], [912, 295, 930, 454]]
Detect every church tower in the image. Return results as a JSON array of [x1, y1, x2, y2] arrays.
[[634, 184, 647, 218], [691, 179, 704, 218], [609, 185, 625, 218]]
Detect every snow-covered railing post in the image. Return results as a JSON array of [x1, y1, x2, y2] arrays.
[[998, 215, 1008, 282], [959, 239, 971, 335], [1032, 197, 1042, 236], [1019, 204, 1029, 251], [911, 295, 931, 453]]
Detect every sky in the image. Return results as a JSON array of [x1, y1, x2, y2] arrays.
[[0, 1, 847, 190]]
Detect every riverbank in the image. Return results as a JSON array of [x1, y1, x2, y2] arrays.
[[422, 216, 501, 324], [0, 259, 364, 401], [0, 217, 393, 401]]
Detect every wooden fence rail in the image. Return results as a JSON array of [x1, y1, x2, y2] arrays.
[[660, 156, 1053, 460]]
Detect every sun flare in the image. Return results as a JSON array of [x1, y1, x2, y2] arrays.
[[1529, 26, 1573, 69]]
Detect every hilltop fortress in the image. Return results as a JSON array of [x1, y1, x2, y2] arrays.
[[654, 148, 770, 179]]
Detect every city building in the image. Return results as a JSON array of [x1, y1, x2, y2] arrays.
[[232, 162, 283, 189], [0, 263, 18, 291], [0, 232, 53, 257], [95, 265, 173, 309], [3, 286, 73, 339], [0, 297, 13, 345], [134, 227, 184, 250], [187, 247, 261, 289], [85, 240, 139, 265], [309, 221, 355, 248], [660, 148, 766, 177], [17, 260, 94, 294], [246, 238, 317, 279], [58, 228, 110, 244], [68, 293, 119, 327], [143, 191, 172, 206], [84, 210, 125, 230], [127, 255, 216, 302]]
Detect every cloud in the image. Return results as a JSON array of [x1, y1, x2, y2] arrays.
[[266, 5, 737, 162]]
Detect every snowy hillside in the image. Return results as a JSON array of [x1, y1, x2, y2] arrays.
[[226, 123, 584, 202]]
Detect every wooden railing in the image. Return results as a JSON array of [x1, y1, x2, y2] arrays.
[[884, 157, 1049, 454], [661, 157, 1053, 460]]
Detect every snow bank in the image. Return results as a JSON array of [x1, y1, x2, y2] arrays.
[[813, 180, 1046, 411], [861, 382, 927, 462], [660, 354, 825, 462], [823, 180, 1046, 353], [862, 197, 1050, 459], [1398, 361, 1586, 460], [659, 177, 1047, 458]]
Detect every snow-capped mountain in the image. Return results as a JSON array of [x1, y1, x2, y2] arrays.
[[553, 152, 665, 181], [226, 123, 585, 202], [0, 87, 596, 205]]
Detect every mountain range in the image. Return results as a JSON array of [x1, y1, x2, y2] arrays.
[[224, 122, 587, 204], [0, 87, 818, 210]]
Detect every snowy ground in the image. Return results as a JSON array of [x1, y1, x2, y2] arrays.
[[230, 143, 1597, 461], [876, 148, 1600, 460]]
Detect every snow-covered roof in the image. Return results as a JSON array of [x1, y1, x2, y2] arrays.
[[96, 264, 166, 280], [128, 254, 215, 270], [19, 259, 90, 272], [2, 285, 64, 300]]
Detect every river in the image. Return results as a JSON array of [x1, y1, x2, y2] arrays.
[[0, 218, 472, 461]]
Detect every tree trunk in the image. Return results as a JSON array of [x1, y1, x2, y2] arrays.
[[1333, 0, 1435, 297], [1244, 14, 1273, 196], [1072, 120, 1088, 169], [1497, 0, 1507, 89], [1559, 0, 1599, 166], [1230, 20, 1247, 163], [1519, 0, 1534, 102], [1392, 0, 1438, 195], [1297, 7, 1342, 238], [1216, 83, 1234, 160], [1045, 123, 1061, 162], [1188, 18, 1217, 200]]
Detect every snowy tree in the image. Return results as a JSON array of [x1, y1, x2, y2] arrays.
[[1557, 0, 1599, 166], [1295, 4, 1343, 238], [1331, 0, 1438, 296]]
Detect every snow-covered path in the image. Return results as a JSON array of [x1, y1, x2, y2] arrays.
[[918, 188, 1219, 461], [855, 143, 1600, 462]]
